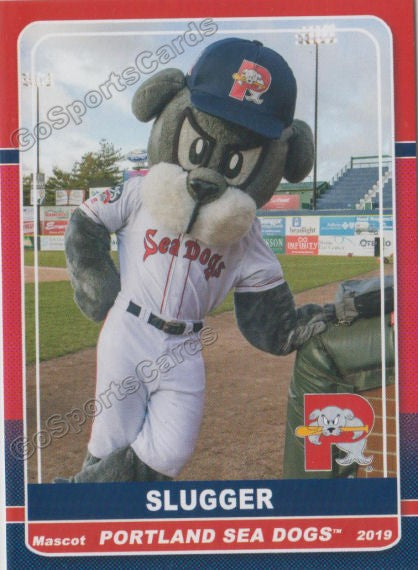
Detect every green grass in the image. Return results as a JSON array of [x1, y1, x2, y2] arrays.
[[24, 250, 119, 267], [25, 255, 379, 363], [25, 281, 102, 363], [277, 254, 379, 293], [24, 250, 68, 268]]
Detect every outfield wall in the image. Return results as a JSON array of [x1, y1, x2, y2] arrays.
[[260, 214, 394, 257], [23, 206, 119, 251], [23, 207, 394, 257]]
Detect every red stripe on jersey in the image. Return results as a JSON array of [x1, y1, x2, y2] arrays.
[[176, 259, 192, 319], [160, 234, 181, 314]]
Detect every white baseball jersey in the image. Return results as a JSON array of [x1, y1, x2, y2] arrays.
[[81, 175, 285, 477], [80, 175, 284, 322]]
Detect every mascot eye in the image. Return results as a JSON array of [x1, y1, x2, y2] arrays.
[[176, 110, 215, 170], [224, 152, 243, 178], [223, 146, 264, 187], [189, 137, 210, 165]]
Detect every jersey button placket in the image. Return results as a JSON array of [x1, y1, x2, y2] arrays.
[[160, 233, 182, 316]]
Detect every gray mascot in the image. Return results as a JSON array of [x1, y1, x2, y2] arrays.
[[57, 38, 331, 483]]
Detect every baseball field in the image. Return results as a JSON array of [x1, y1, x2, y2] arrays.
[[24, 251, 388, 483]]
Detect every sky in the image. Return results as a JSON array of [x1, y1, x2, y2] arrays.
[[18, 16, 394, 184]]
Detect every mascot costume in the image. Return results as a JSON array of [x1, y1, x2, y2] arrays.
[[57, 38, 332, 483]]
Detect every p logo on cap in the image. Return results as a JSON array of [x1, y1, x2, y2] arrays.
[[186, 37, 297, 139], [230, 60, 272, 105]]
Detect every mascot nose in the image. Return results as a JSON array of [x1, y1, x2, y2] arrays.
[[187, 168, 227, 205], [189, 179, 219, 203]]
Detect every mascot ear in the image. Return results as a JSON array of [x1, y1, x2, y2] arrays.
[[132, 68, 186, 122], [309, 409, 321, 421], [283, 119, 315, 183], [342, 409, 354, 421]]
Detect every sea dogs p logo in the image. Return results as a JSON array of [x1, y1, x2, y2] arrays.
[[296, 394, 374, 471], [99, 185, 123, 204], [230, 60, 271, 105]]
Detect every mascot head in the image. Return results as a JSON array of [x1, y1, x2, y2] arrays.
[[132, 37, 314, 247]]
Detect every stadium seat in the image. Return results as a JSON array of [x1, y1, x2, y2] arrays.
[[316, 166, 392, 212]]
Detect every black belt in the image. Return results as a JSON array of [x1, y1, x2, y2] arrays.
[[127, 301, 203, 335]]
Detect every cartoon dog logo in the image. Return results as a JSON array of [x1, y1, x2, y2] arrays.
[[230, 59, 271, 104], [306, 406, 373, 466], [100, 185, 123, 204], [295, 394, 375, 471]]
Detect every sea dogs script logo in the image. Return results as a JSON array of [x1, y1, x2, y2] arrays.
[[143, 229, 226, 281], [230, 60, 271, 105], [295, 393, 375, 471]]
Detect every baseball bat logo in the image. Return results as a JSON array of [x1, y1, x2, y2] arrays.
[[296, 393, 375, 471], [229, 60, 271, 105]]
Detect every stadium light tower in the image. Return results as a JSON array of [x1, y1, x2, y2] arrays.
[[22, 72, 52, 176], [22, 72, 53, 483], [22, 72, 52, 252], [296, 25, 336, 210]]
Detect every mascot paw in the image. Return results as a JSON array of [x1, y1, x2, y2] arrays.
[[52, 477, 75, 484], [291, 312, 328, 349], [55, 446, 171, 483]]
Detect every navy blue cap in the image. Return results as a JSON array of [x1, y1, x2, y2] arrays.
[[186, 37, 297, 139]]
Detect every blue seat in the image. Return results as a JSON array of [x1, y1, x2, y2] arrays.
[[316, 166, 391, 212]]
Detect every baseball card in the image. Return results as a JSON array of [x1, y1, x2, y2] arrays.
[[0, 0, 416, 568]]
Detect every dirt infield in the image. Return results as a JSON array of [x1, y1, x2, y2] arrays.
[[26, 267, 388, 484], [24, 265, 69, 283]]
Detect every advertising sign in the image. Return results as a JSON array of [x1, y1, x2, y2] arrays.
[[318, 234, 392, 256], [41, 220, 68, 236], [355, 235, 379, 256], [285, 235, 319, 255], [286, 216, 319, 236], [55, 190, 69, 206], [259, 216, 286, 236], [40, 235, 65, 250], [383, 231, 394, 256], [319, 216, 393, 237], [40, 206, 70, 235], [318, 235, 356, 256], [354, 215, 393, 232], [383, 216, 394, 231], [68, 189, 85, 205], [263, 236, 285, 253], [319, 216, 356, 236], [261, 194, 301, 210], [40, 233, 117, 251], [354, 218, 379, 235], [23, 206, 34, 235], [23, 236, 35, 249]]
